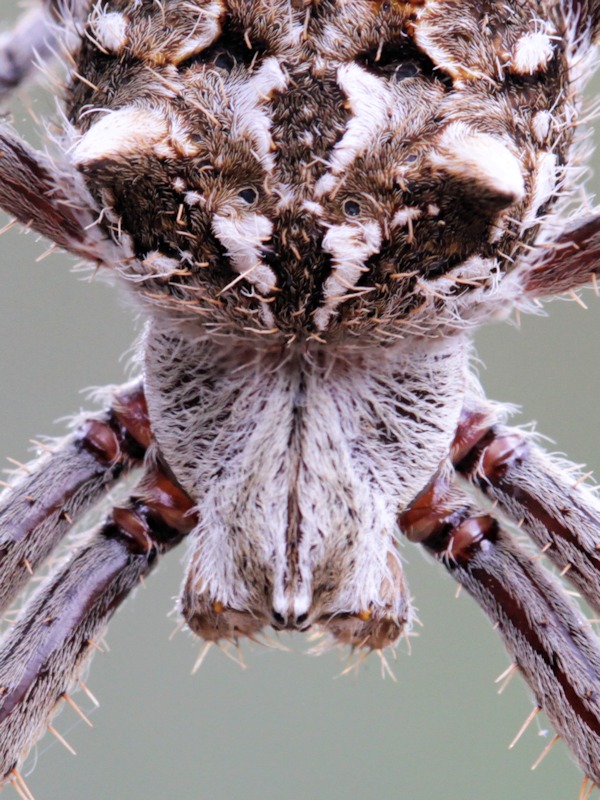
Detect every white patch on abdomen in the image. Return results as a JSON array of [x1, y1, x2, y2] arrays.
[[313, 220, 382, 330], [90, 10, 129, 53], [510, 31, 554, 74], [212, 212, 277, 296], [316, 63, 393, 196]]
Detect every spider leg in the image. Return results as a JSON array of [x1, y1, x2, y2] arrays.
[[0, 124, 128, 264], [0, 381, 149, 616], [399, 473, 600, 785], [453, 407, 600, 616], [0, 461, 196, 785], [0, 0, 93, 101], [0, 4, 59, 101], [522, 213, 600, 298]]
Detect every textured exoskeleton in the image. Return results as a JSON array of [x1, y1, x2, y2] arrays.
[[1, 0, 600, 796]]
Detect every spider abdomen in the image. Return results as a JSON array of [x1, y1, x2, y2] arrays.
[[66, 0, 579, 343]]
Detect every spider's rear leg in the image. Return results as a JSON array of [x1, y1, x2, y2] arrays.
[[453, 409, 600, 616], [0, 381, 149, 615], [0, 1, 93, 102], [0, 124, 127, 265], [0, 4, 58, 101], [0, 461, 196, 787], [522, 212, 600, 298], [399, 475, 600, 785]]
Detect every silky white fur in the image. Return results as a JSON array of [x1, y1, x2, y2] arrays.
[[143, 328, 468, 625], [314, 220, 382, 330], [430, 123, 525, 205], [90, 10, 129, 53], [511, 31, 554, 74]]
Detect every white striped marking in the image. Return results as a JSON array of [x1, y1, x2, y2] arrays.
[[212, 212, 277, 296], [316, 63, 393, 196], [313, 221, 382, 330], [71, 106, 199, 165], [231, 57, 288, 174]]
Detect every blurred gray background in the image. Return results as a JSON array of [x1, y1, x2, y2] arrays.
[[0, 3, 599, 799]]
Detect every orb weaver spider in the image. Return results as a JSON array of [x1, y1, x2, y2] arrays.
[[1, 1, 600, 797]]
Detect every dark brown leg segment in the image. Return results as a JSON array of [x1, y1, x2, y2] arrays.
[[0, 462, 196, 785], [0, 382, 150, 614], [0, 124, 118, 262], [453, 410, 600, 615], [524, 213, 600, 298], [399, 475, 600, 785]]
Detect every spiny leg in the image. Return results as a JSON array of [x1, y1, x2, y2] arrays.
[[453, 407, 600, 616], [0, 124, 125, 264], [0, 460, 196, 786], [399, 473, 600, 786], [523, 213, 600, 298], [0, 381, 149, 616]]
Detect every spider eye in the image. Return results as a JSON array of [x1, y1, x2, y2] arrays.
[[344, 199, 361, 217], [272, 610, 286, 627], [239, 187, 258, 204]]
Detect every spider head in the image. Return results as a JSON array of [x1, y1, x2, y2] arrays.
[[69, 0, 570, 343], [180, 530, 411, 651]]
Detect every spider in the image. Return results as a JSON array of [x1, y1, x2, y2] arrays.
[[1, 0, 600, 797]]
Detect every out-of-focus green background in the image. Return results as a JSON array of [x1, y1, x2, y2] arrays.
[[0, 4, 599, 799]]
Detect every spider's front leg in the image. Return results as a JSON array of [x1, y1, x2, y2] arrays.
[[0, 382, 149, 615], [0, 460, 196, 789], [399, 473, 600, 786], [453, 408, 600, 616], [0, 124, 125, 264]]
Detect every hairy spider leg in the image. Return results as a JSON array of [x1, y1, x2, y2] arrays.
[[400, 475, 600, 787], [0, 460, 196, 784], [453, 406, 600, 616], [0, 382, 150, 615], [522, 212, 600, 298], [0, 125, 127, 265]]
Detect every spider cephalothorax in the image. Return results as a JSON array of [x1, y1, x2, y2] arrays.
[[2, 0, 600, 795]]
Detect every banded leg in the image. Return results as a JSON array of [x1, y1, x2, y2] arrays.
[[0, 462, 196, 786], [523, 213, 600, 298], [399, 474, 600, 785], [0, 382, 149, 615], [453, 409, 600, 615], [0, 124, 126, 264]]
